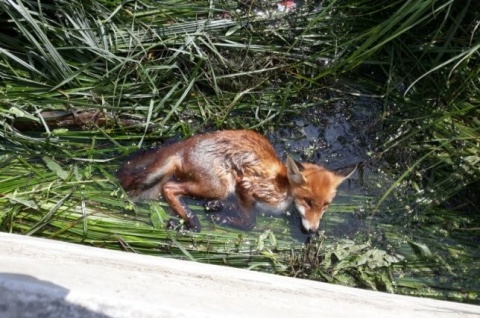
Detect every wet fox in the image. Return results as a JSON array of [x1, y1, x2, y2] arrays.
[[117, 130, 356, 233]]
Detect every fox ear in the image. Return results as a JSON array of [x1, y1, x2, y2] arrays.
[[286, 156, 306, 185], [332, 163, 357, 185]]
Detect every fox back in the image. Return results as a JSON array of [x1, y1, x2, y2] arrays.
[[117, 130, 356, 232]]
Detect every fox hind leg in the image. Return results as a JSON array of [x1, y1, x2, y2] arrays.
[[161, 180, 203, 232], [161, 176, 235, 231]]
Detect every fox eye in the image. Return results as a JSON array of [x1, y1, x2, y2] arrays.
[[304, 198, 313, 207]]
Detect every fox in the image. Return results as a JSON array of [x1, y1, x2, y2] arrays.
[[117, 130, 356, 233]]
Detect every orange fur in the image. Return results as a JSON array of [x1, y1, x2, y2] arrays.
[[117, 130, 356, 232]]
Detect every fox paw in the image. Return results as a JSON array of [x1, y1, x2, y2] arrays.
[[166, 218, 201, 232]]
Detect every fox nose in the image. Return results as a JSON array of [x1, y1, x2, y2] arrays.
[[301, 218, 320, 233]]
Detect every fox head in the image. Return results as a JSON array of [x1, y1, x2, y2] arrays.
[[286, 157, 357, 233]]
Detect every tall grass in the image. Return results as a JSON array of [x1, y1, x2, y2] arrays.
[[369, 1, 480, 214], [1, 0, 479, 302]]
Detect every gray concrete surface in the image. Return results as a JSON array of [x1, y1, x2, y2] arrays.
[[0, 232, 479, 318]]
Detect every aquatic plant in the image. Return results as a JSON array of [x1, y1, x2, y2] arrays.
[[1, 0, 478, 302]]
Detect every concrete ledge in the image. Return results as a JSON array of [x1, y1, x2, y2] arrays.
[[0, 232, 479, 317]]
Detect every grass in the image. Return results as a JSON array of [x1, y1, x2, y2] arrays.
[[0, 0, 479, 303]]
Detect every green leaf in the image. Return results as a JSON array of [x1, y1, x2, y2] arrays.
[[42, 156, 69, 180], [6, 193, 39, 210], [408, 241, 433, 258], [8, 107, 40, 122], [150, 204, 167, 229]]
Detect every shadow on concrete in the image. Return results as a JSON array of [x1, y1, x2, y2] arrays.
[[0, 273, 109, 318]]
